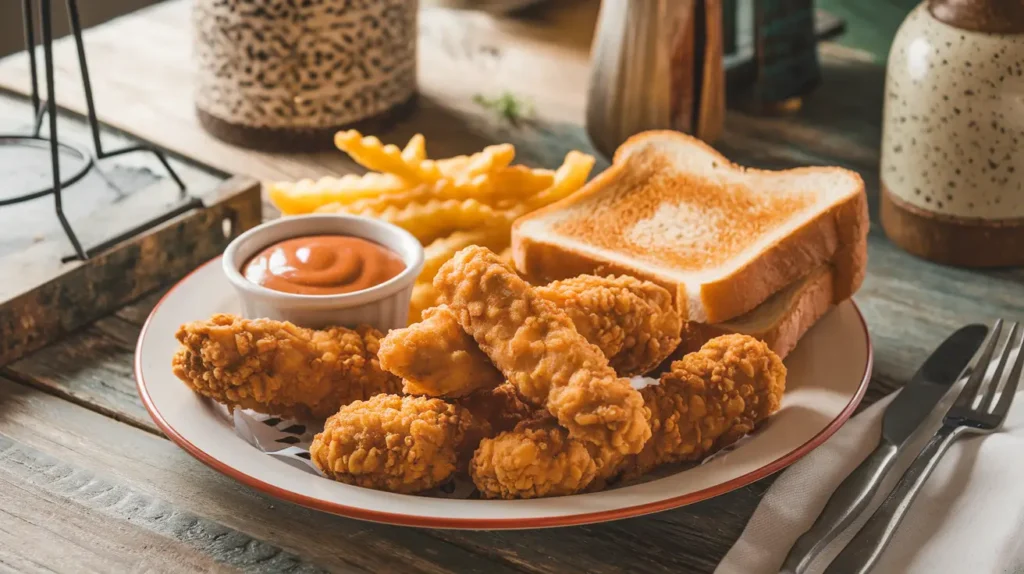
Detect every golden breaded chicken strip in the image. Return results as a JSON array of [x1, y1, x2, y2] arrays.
[[455, 382, 534, 436], [454, 383, 535, 471], [381, 276, 681, 398], [470, 334, 786, 498], [621, 333, 786, 479], [433, 246, 651, 457], [535, 275, 681, 376], [379, 305, 505, 398], [471, 418, 599, 499], [172, 314, 399, 419], [310, 394, 474, 493]]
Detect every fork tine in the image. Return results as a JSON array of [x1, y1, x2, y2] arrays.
[[955, 319, 1004, 409], [991, 324, 1024, 421], [979, 322, 1020, 411]]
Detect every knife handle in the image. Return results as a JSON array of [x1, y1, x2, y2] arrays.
[[824, 426, 963, 574], [780, 441, 899, 574]]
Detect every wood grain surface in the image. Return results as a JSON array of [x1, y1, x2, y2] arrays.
[[0, 1, 1021, 572]]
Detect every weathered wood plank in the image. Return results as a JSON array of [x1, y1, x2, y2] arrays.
[[2, 315, 155, 432], [113, 286, 169, 326], [0, 436, 306, 574], [0, 377, 531, 574]]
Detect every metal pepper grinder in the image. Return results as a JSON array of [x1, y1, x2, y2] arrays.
[[585, 0, 726, 158]]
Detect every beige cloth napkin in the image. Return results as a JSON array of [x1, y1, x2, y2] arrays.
[[715, 386, 1024, 574]]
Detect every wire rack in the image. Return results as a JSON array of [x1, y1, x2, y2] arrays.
[[0, 0, 201, 260]]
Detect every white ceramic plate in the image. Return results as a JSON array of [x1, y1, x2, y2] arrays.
[[136, 257, 872, 529]]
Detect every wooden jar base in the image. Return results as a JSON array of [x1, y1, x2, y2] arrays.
[[881, 185, 1024, 267], [196, 95, 418, 153]]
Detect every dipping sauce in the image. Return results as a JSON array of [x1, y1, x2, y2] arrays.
[[243, 235, 405, 295]]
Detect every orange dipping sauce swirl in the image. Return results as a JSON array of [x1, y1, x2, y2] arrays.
[[243, 235, 406, 295]]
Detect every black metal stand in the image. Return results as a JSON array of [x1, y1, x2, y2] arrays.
[[0, 0, 190, 260]]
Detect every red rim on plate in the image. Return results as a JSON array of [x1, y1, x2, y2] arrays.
[[135, 256, 873, 529]]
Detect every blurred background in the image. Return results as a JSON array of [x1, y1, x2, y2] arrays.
[[0, 0, 922, 63]]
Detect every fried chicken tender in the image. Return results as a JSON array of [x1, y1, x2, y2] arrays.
[[379, 305, 505, 397], [380, 275, 681, 398], [310, 394, 474, 493], [470, 334, 786, 498], [621, 334, 786, 478], [455, 382, 534, 436], [471, 418, 598, 499], [535, 275, 681, 376], [172, 314, 400, 419], [454, 383, 535, 470], [433, 246, 651, 457]]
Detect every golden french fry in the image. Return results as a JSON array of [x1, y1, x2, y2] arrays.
[[408, 281, 442, 324], [339, 174, 500, 213], [340, 198, 505, 244], [402, 134, 426, 163], [341, 184, 435, 213], [335, 130, 441, 183], [489, 165, 556, 208], [436, 144, 515, 179], [419, 225, 512, 282], [461, 144, 515, 178], [519, 151, 595, 213], [267, 173, 408, 215]]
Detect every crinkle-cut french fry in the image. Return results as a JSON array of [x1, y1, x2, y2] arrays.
[[402, 134, 426, 163], [267, 173, 408, 215], [488, 165, 556, 208], [419, 226, 512, 282], [342, 198, 505, 245], [335, 130, 441, 183], [436, 144, 515, 179], [462, 144, 515, 178], [341, 184, 435, 213], [515, 150, 595, 214], [408, 281, 442, 324], [340, 174, 488, 212]]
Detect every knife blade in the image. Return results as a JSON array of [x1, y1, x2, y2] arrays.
[[880, 323, 989, 446], [780, 323, 989, 574]]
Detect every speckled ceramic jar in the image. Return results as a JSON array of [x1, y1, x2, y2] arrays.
[[880, 0, 1024, 266], [193, 0, 418, 152]]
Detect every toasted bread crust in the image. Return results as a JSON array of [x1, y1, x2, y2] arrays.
[[679, 266, 835, 359], [512, 130, 869, 323]]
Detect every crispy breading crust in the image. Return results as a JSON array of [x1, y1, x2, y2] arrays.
[[433, 246, 651, 456], [621, 334, 786, 479], [382, 275, 679, 398], [453, 383, 535, 471], [172, 314, 400, 419], [536, 275, 681, 376], [310, 394, 474, 493], [471, 418, 598, 499], [469, 334, 786, 498], [455, 382, 534, 436], [379, 305, 504, 398]]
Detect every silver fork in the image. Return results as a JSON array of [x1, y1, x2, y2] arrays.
[[825, 319, 1024, 574]]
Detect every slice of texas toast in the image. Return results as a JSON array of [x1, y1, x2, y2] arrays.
[[512, 131, 868, 323], [680, 265, 835, 359]]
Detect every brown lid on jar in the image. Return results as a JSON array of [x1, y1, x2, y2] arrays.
[[929, 0, 1024, 33]]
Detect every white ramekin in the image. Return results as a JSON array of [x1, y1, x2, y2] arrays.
[[222, 214, 424, 331]]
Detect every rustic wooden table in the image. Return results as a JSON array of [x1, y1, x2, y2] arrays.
[[0, 1, 1021, 572]]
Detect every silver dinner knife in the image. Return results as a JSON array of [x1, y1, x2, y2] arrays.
[[780, 323, 989, 574]]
